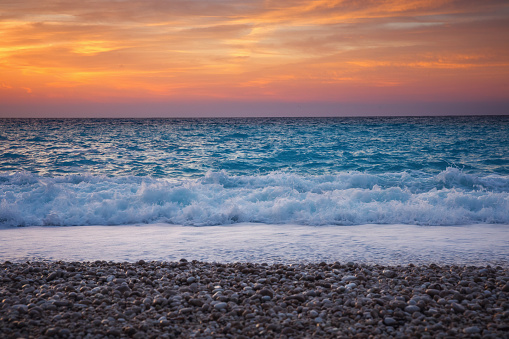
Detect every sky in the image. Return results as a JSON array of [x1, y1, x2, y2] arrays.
[[1, 0, 509, 117]]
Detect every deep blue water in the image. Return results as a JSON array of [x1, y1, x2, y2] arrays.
[[1, 116, 508, 226]]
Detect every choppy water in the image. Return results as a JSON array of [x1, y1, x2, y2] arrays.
[[1, 116, 508, 227]]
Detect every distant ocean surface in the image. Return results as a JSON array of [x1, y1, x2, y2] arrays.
[[1, 116, 508, 227]]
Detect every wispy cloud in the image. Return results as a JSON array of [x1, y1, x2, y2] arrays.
[[1, 0, 508, 104]]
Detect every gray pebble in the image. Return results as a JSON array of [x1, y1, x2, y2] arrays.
[[463, 326, 481, 334], [342, 275, 357, 282], [404, 305, 420, 313], [384, 317, 397, 326], [214, 302, 227, 310], [451, 302, 466, 313]]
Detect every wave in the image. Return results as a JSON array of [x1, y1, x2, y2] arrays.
[[1, 168, 508, 227]]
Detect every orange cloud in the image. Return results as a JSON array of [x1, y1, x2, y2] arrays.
[[0, 0, 508, 105]]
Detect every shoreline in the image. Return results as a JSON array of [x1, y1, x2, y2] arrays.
[[1, 260, 508, 338], [1, 223, 508, 266]]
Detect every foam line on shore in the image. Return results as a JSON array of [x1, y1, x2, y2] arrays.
[[1, 223, 507, 266]]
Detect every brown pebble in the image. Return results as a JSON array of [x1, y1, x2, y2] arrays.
[[281, 327, 295, 334], [189, 298, 204, 307], [426, 289, 440, 297]]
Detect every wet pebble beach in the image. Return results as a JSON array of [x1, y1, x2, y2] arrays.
[[1, 260, 509, 338]]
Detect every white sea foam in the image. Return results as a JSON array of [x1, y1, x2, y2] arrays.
[[1, 168, 508, 227], [0, 223, 507, 266]]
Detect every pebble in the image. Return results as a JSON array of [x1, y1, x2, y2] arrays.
[[451, 302, 466, 313], [45, 327, 59, 336], [0, 260, 507, 338], [426, 288, 440, 297], [11, 304, 28, 313], [463, 326, 481, 334], [214, 302, 227, 310], [404, 305, 421, 313], [259, 288, 274, 298], [342, 275, 357, 282], [382, 269, 397, 278], [189, 298, 204, 307], [384, 317, 397, 326]]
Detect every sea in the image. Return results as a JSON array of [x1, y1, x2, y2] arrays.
[[1, 116, 508, 265]]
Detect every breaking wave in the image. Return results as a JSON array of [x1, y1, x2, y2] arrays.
[[1, 168, 508, 227]]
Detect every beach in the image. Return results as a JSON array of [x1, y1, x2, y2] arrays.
[[2, 0, 509, 333], [1, 117, 509, 337], [1, 259, 508, 338], [1, 223, 509, 337]]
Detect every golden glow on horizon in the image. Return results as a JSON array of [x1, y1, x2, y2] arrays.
[[1, 0, 508, 104]]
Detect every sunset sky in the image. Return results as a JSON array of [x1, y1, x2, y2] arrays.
[[1, 0, 509, 117]]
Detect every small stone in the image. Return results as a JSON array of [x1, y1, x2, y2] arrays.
[[345, 283, 357, 289], [152, 297, 167, 306], [404, 305, 421, 313], [390, 300, 406, 309], [502, 283, 509, 293], [116, 284, 131, 294], [214, 302, 227, 310], [290, 294, 306, 302], [463, 326, 481, 334], [158, 317, 169, 326], [314, 316, 323, 323], [47, 272, 58, 281], [384, 317, 397, 326], [11, 304, 28, 313], [53, 300, 69, 307], [451, 302, 466, 313], [342, 275, 357, 282], [59, 329, 71, 337], [383, 270, 397, 278], [123, 326, 137, 336], [179, 307, 193, 314], [107, 328, 121, 336], [187, 277, 196, 284], [189, 299, 204, 307], [46, 327, 59, 336], [309, 310, 319, 317], [281, 327, 295, 335], [305, 290, 317, 297], [29, 309, 41, 318], [426, 289, 440, 297], [259, 289, 274, 298]]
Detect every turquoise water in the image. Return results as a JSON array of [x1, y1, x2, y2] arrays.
[[1, 116, 508, 226]]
